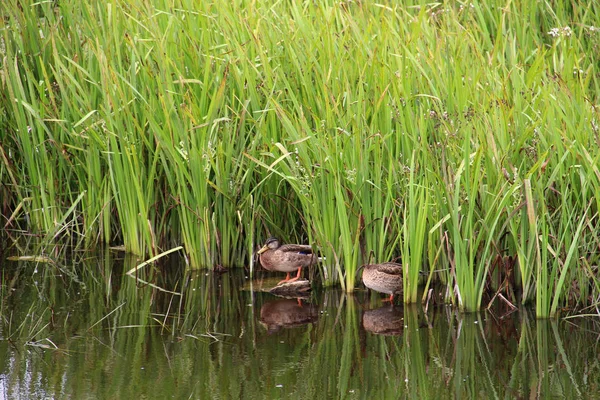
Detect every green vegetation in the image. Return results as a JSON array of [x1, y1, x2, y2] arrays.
[[1, 0, 599, 316]]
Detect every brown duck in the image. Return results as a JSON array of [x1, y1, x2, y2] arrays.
[[362, 262, 403, 302], [257, 237, 321, 284]]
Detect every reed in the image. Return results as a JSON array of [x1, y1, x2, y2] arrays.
[[401, 154, 428, 304], [1, 0, 599, 315]]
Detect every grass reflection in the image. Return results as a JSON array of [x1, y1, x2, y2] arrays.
[[1, 252, 599, 398]]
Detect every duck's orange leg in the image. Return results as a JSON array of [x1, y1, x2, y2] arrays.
[[277, 272, 292, 285], [382, 293, 395, 303], [287, 267, 302, 283]]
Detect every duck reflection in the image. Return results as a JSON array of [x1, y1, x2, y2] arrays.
[[362, 305, 404, 336], [259, 298, 319, 334]]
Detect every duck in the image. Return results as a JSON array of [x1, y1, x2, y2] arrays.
[[257, 237, 320, 285], [361, 262, 403, 302]]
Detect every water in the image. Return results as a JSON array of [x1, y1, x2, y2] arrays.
[[1, 248, 598, 399]]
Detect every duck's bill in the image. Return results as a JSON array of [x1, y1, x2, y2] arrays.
[[257, 245, 269, 254]]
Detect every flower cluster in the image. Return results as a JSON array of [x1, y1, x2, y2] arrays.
[[345, 168, 357, 185], [294, 153, 312, 197], [202, 140, 216, 173], [458, 3, 475, 12], [547, 26, 572, 38], [178, 141, 189, 161]]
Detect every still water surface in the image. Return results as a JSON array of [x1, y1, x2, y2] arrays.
[[1, 249, 598, 399]]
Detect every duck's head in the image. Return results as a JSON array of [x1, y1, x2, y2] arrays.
[[257, 237, 280, 254]]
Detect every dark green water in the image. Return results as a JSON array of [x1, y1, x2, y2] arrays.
[[1, 248, 599, 399]]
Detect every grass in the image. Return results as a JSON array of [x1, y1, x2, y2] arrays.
[[1, 0, 600, 316]]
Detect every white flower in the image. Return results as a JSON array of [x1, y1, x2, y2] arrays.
[[548, 26, 572, 38], [548, 28, 560, 37]]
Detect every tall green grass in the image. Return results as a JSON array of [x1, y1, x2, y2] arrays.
[[1, 0, 599, 316]]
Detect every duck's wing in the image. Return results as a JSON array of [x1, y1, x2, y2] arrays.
[[377, 263, 403, 276], [278, 244, 314, 255]]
